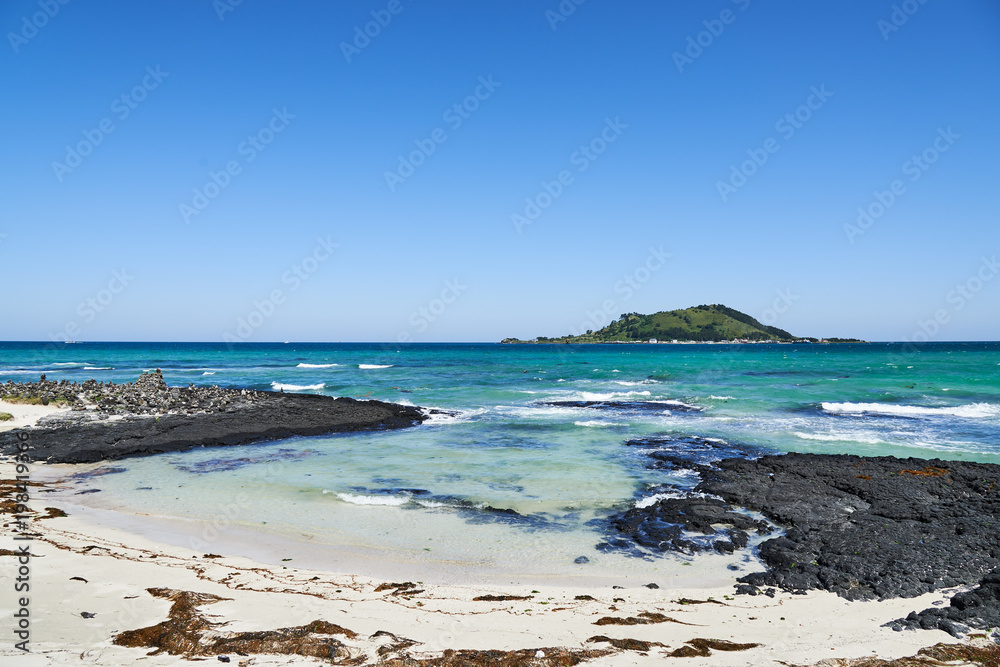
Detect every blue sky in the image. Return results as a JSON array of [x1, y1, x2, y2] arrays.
[[1, 0, 998, 342]]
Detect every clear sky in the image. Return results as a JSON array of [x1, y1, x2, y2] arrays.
[[1, 0, 998, 342]]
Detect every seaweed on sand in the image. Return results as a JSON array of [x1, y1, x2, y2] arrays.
[[593, 611, 694, 626], [113, 588, 357, 660], [785, 640, 1000, 666], [114, 588, 615, 666]]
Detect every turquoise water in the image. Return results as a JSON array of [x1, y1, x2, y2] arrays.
[[3, 341, 999, 578]]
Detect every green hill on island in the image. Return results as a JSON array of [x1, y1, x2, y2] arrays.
[[502, 304, 838, 344]]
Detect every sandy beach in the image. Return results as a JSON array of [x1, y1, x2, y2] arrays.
[[1, 370, 998, 665], [0, 399, 69, 433], [4, 457, 995, 666]]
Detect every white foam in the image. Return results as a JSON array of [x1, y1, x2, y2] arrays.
[[202, 372, 216, 376], [573, 420, 624, 427], [649, 399, 701, 410], [496, 405, 585, 420], [51, 362, 90, 367], [297, 363, 339, 368], [635, 490, 721, 508], [414, 499, 448, 508], [793, 431, 884, 444], [334, 492, 410, 506], [359, 364, 393, 369], [575, 390, 651, 401], [83, 366, 113, 370], [709, 395, 736, 400], [635, 492, 683, 508], [271, 382, 325, 391], [421, 407, 486, 424], [821, 401, 1000, 419]]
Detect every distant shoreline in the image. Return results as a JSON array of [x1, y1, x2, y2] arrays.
[[500, 304, 869, 346], [500, 338, 870, 345]]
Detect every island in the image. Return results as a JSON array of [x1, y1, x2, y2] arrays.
[[502, 304, 867, 344]]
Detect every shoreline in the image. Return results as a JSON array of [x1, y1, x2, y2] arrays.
[[8, 380, 1000, 604], [22, 467, 765, 590], [2, 370, 998, 663], [499, 339, 870, 345], [0, 371, 428, 463], [2, 460, 986, 665]]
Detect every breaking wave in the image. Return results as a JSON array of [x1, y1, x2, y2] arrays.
[[821, 402, 1000, 419], [271, 382, 325, 391]]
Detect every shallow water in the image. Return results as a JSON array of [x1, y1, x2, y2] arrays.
[[5, 341, 999, 579]]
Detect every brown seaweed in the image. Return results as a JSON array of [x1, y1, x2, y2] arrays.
[[113, 588, 356, 660], [667, 638, 760, 657], [593, 611, 693, 626], [587, 635, 663, 652]]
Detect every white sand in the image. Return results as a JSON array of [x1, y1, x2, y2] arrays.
[[0, 461, 976, 665], [0, 400, 69, 433]]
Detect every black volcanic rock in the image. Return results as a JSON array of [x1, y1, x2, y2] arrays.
[[886, 569, 1000, 637], [1, 372, 427, 463], [603, 495, 771, 555], [696, 454, 1000, 601], [600, 442, 1000, 632]]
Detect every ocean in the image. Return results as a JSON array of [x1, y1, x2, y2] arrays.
[[3, 341, 999, 583]]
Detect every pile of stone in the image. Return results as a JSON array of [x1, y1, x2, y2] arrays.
[[0, 370, 267, 416]]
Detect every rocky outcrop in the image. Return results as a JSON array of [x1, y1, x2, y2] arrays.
[[599, 444, 1000, 625], [1, 370, 267, 415], [886, 569, 1000, 638], [700, 454, 1000, 602], [1, 372, 427, 463]]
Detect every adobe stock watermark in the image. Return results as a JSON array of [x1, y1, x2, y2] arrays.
[[213, 0, 244, 21], [47, 269, 134, 344], [10, 432, 33, 652], [51, 66, 170, 183], [187, 489, 255, 551], [223, 236, 338, 346], [716, 84, 833, 202], [843, 126, 958, 244], [673, 0, 751, 74], [384, 75, 501, 192], [545, 0, 586, 31], [340, 0, 411, 63], [179, 107, 295, 224], [568, 246, 670, 336], [186, 456, 287, 551], [877, 0, 930, 41], [759, 288, 799, 326], [397, 279, 467, 342], [512, 116, 628, 233], [7, 0, 71, 53], [891, 254, 997, 362]]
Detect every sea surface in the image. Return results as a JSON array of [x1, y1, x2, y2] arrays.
[[3, 341, 999, 583]]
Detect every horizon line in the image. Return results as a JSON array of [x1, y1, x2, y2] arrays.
[[2, 340, 998, 345]]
